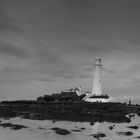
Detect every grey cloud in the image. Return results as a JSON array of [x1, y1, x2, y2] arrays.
[[69, 40, 136, 55], [0, 6, 23, 32], [34, 77, 54, 82], [127, 78, 140, 85], [0, 41, 30, 59], [80, 74, 92, 79], [83, 66, 93, 72], [0, 42, 79, 83], [102, 67, 117, 75], [36, 47, 62, 65], [51, 67, 78, 79], [30, 44, 80, 80]]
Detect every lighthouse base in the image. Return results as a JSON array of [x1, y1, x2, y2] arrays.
[[83, 94, 116, 103]]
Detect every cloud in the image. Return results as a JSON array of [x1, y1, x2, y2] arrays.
[[80, 74, 92, 79], [0, 36, 80, 84], [103, 67, 117, 75], [0, 41, 30, 59], [126, 78, 140, 86], [0, 6, 23, 32]]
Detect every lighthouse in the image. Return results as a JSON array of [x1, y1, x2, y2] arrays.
[[83, 57, 116, 102], [92, 58, 103, 95]]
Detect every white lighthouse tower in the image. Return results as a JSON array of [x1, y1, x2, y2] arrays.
[[83, 57, 115, 102], [92, 58, 102, 95]]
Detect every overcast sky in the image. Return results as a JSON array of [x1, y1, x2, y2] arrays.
[[0, 0, 140, 101]]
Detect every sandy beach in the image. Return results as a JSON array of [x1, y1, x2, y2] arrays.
[[0, 114, 140, 140]]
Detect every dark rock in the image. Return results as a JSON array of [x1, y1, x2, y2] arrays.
[[117, 131, 133, 136], [53, 128, 71, 135], [0, 102, 140, 123], [90, 122, 95, 125], [108, 126, 114, 130], [80, 127, 85, 130], [11, 124, 27, 130], [90, 132, 106, 139], [0, 123, 27, 130], [51, 127, 71, 135], [128, 125, 139, 129], [0, 123, 13, 128]]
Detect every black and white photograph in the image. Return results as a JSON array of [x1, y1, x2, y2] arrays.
[[0, 0, 140, 139]]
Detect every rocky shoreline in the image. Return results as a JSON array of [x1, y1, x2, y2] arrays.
[[0, 101, 140, 123]]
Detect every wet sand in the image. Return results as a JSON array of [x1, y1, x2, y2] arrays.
[[0, 115, 140, 140]]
